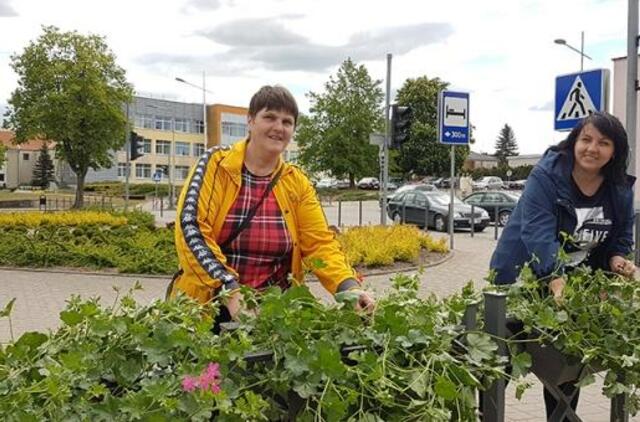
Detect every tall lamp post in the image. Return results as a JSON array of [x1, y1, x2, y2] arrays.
[[554, 31, 592, 71], [175, 72, 213, 149]]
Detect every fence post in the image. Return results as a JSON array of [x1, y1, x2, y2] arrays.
[[402, 197, 406, 223], [494, 205, 499, 240], [101, 195, 105, 209], [635, 212, 640, 266], [359, 200, 363, 226], [337, 200, 342, 227], [471, 205, 475, 238], [55, 197, 59, 211], [424, 205, 429, 232], [160, 196, 163, 218], [482, 291, 507, 422]]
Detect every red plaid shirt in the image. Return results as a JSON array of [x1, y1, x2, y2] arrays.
[[218, 166, 293, 290]]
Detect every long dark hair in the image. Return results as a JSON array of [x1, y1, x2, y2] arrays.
[[550, 111, 629, 184]]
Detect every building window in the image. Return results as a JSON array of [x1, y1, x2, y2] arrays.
[[222, 122, 248, 138], [135, 114, 154, 129], [155, 116, 173, 131], [175, 142, 190, 156], [142, 138, 152, 154], [175, 118, 190, 133], [175, 165, 190, 180], [135, 163, 151, 179], [22, 153, 29, 161], [117, 163, 127, 177], [193, 143, 205, 156], [156, 140, 171, 155], [195, 120, 204, 134]]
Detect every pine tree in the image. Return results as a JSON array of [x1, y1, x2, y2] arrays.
[[32, 142, 55, 188], [494, 124, 518, 167]]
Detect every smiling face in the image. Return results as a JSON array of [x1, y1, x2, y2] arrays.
[[573, 123, 615, 176], [247, 107, 295, 156]]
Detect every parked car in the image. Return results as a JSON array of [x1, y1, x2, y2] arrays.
[[386, 191, 490, 232], [380, 183, 437, 207], [462, 190, 521, 226], [506, 179, 527, 190], [316, 178, 338, 189], [336, 179, 351, 189], [357, 177, 380, 190], [472, 176, 504, 191], [433, 177, 458, 189]]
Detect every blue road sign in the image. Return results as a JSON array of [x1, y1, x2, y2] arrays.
[[438, 91, 470, 145], [554, 69, 609, 131], [152, 170, 162, 183]]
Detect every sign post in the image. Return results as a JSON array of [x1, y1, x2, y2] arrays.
[[438, 90, 470, 250], [152, 170, 162, 211]]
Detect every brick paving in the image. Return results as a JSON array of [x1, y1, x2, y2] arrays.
[[0, 200, 635, 421]]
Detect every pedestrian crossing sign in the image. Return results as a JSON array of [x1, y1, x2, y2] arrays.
[[554, 69, 609, 131]]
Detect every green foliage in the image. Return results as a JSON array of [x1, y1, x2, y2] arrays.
[[0, 143, 6, 170], [507, 267, 640, 414], [6, 25, 133, 208], [0, 278, 505, 420], [395, 76, 470, 177], [494, 124, 519, 167], [85, 181, 177, 198], [31, 142, 55, 188], [296, 58, 384, 183], [0, 210, 175, 274]]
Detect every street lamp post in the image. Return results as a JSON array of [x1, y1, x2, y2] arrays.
[[175, 72, 213, 148], [554, 31, 593, 71]]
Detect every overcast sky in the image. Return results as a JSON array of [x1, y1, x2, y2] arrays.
[[0, 0, 630, 154]]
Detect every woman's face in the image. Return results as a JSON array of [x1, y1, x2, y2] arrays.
[[573, 123, 615, 175], [247, 108, 295, 156]]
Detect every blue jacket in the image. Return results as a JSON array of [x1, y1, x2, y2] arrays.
[[490, 149, 635, 285]]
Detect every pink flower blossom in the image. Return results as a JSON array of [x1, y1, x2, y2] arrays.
[[181, 375, 198, 392], [181, 362, 222, 394]]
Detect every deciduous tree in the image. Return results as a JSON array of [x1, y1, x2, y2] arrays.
[[296, 58, 383, 187], [6, 26, 133, 207]]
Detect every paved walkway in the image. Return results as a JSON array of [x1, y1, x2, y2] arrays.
[[0, 202, 633, 421]]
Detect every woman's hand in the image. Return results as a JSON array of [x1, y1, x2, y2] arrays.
[[548, 277, 566, 305], [350, 289, 375, 313], [610, 256, 636, 278], [224, 290, 256, 320]]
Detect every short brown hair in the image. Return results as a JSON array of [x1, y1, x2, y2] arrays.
[[248, 85, 298, 124]]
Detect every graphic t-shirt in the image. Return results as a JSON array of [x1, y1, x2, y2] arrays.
[[565, 178, 613, 268]]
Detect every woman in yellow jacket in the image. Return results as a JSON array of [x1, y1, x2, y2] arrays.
[[171, 85, 374, 323]]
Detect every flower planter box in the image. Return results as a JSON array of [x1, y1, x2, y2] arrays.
[[524, 340, 603, 386]]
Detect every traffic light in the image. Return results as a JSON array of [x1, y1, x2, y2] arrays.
[[391, 105, 412, 148], [130, 131, 144, 161]]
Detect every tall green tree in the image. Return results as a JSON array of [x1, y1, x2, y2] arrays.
[[6, 26, 133, 207], [296, 58, 383, 186], [31, 142, 55, 188], [395, 76, 469, 176], [494, 124, 519, 167]]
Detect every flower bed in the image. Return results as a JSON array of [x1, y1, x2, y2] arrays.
[[0, 211, 448, 275]]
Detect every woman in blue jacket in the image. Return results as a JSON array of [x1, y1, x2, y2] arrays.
[[490, 111, 636, 419]]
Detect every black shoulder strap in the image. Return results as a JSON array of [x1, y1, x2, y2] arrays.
[[219, 166, 284, 249]]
